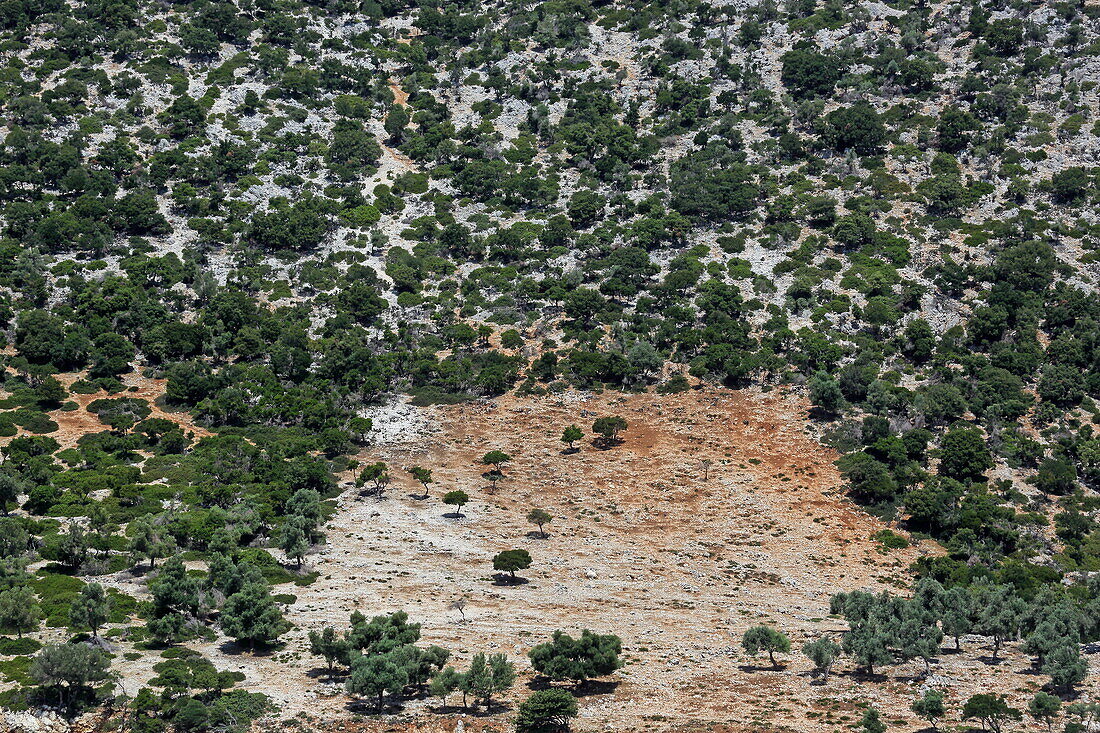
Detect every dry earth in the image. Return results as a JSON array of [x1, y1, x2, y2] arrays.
[[242, 387, 933, 733]]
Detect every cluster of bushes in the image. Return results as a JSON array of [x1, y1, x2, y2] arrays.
[[307, 611, 618, 728]]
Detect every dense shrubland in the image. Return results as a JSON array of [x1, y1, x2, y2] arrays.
[[1, 0, 1099, 728]]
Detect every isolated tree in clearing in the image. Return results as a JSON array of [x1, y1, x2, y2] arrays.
[[443, 490, 469, 516], [482, 450, 511, 490], [527, 507, 552, 538], [516, 689, 579, 733], [357, 461, 390, 497], [408, 465, 433, 499], [592, 416, 627, 447], [528, 629, 622, 684], [741, 625, 791, 667], [492, 549, 532, 582], [560, 424, 584, 452], [482, 450, 511, 474]]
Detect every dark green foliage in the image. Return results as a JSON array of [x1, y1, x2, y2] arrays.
[[528, 629, 622, 683], [30, 642, 111, 709], [802, 636, 840, 681], [670, 145, 759, 221], [0, 586, 40, 637], [808, 371, 843, 415], [860, 707, 885, 733], [481, 450, 511, 474], [220, 581, 290, 649], [0, 0, 1098, 715], [780, 46, 841, 98], [963, 694, 1021, 733], [442, 490, 469, 515], [308, 627, 350, 679], [1028, 692, 1060, 732], [741, 626, 790, 667], [560, 425, 583, 451], [1032, 456, 1077, 495], [1050, 167, 1090, 204], [515, 689, 578, 733], [912, 689, 946, 730], [347, 610, 421, 655], [249, 198, 331, 251], [492, 549, 531, 581], [592, 416, 627, 446], [527, 508, 552, 538], [69, 583, 110, 637], [822, 103, 886, 153], [838, 452, 897, 503], [346, 651, 407, 710]]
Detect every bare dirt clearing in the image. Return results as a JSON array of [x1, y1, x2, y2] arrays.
[[243, 387, 957, 732]]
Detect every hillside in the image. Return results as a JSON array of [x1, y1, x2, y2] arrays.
[[1, 0, 1100, 730]]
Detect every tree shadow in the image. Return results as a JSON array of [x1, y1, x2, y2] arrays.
[[443, 511, 465, 519], [559, 447, 580, 456], [572, 679, 620, 697], [895, 670, 935, 684], [1047, 686, 1083, 702], [840, 669, 887, 683], [524, 678, 619, 697], [976, 655, 1006, 666], [217, 639, 283, 657], [807, 406, 840, 422], [738, 663, 787, 673], [525, 530, 549, 540], [305, 667, 348, 682], [491, 574, 530, 586], [345, 699, 401, 715]]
